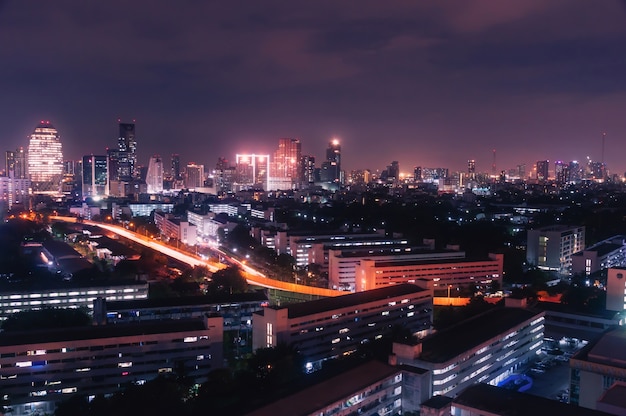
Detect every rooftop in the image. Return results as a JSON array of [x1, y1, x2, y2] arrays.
[[0, 319, 207, 347], [262, 284, 429, 319], [245, 360, 400, 416], [587, 327, 626, 368], [417, 307, 541, 363], [454, 383, 611, 416], [371, 255, 499, 268], [105, 291, 268, 310]]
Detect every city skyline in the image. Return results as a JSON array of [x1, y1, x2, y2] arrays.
[[2, 2, 626, 174]]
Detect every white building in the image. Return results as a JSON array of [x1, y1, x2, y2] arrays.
[[146, 155, 164, 194], [0, 177, 30, 210], [393, 299, 544, 400], [572, 236, 626, 277], [329, 247, 464, 292], [354, 253, 504, 293], [527, 225, 585, 275]]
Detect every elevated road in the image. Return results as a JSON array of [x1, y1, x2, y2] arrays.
[[51, 216, 344, 298]]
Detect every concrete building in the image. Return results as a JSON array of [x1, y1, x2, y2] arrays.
[[537, 301, 624, 342], [273, 230, 409, 269], [451, 383, 611, 416], [245, 360, 427, 416], [154, 211, 197, 246], [393, 299, 544, 400], [0, 317, 222, 416], [606, 268, 626, 311], [0, 177, 30, 210], [570, 327, 626, 411], [354, 253, 503, 293], [572, 236, 626, 277], [0, 279, 148, 321], [527, 225, 585, 275], [252, 284, 433, 372], [329, 246, 465, 292], [81, 155, 108, 199]]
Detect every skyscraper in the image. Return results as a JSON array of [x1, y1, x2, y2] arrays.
[[321, 139, 341, 184], [467, 159, 476, 180], [270, 138, 302, 190], [109, 121, 137, 182], [82, 155, 108, 199], [301, 155, 315, 187], [146, 155, 164, 194], [171, 154, 181, 181], [536, 160, 549, 182], [28, 121, 64, 195], [185, 163, 205, 189], [554, 160, 568, 185]]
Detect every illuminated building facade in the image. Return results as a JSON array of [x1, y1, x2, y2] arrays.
[[0, 317, 223, 416], [527, 225, 585, 275], [300, 155, 315, 187], [270, 138, 301, 190], [235, 154, 270, 190], [353, 253, 504, 292], [5, 147, 27, 179], [536, 160, 549, 181], [252, 284, 433, 372], [81, 155, 108, 199], [393, 301, 544, 399], [185, 163, 205, 189], [320, 139, 341, 184], [28, 121, 64, 195], [146, 155, 163, 194]]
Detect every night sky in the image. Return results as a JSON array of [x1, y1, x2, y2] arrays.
[[2, 1, 626, 176]]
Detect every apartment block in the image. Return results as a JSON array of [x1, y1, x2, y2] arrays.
[[252, 284, 433, 372]]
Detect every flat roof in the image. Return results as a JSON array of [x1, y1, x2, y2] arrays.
[[0, 319, 207, 347], [454, 383, 611, 416], [598, 382, 626, 409], [371, 255, 498, 268], [90, 235, 139, 257], [265, 284, 429, 319], [42, 240, 82, 258], [587, 328, 626, 367], [105, 291, 268, 310], [418, 307, 541, 363], [245, 360, 400, 416], [332, 247, 461, 259], [537, 301, 621, 320], [0, 277, 147, 293]]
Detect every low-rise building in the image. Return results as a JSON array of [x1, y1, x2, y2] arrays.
[[527, 225, 585, 275], [393, 299, 544, 400], [570, 327, 626, 411], [572, 236, 626, 277], [0, 279, 148, 320], [452, 383, 611, 416], [0, 317, 223, 416], [354, 253, 503, 293], [252, 284, 433, 372]]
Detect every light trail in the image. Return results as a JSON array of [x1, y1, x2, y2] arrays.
[[51, 217, 345, 297]]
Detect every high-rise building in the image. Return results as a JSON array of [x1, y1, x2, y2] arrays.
[[320, 139, 341, 184], [414, 166, 422, 182], [536, 160, 549, 181], [569, 160, 582, 183], [146, 155, 163, 194], [109, 121, 137, 182], [554, 160, 568, 185], [467, 159, 476, 180], [271, 138, 302, 189], [185, 163, 205, 189], [170, 154, 180, 181], [300, 155, 315, 187], [28, 121, 64, 195], [235, 154, 269, 190], [82, 155, 108, 199]]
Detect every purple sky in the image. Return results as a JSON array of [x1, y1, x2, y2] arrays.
[[2, 1, 626, 176]]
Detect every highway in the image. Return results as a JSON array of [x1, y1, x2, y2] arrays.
[[52, 216, 345, 298]]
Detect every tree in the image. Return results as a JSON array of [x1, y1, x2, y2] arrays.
[[207, 267, 248, 295]]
